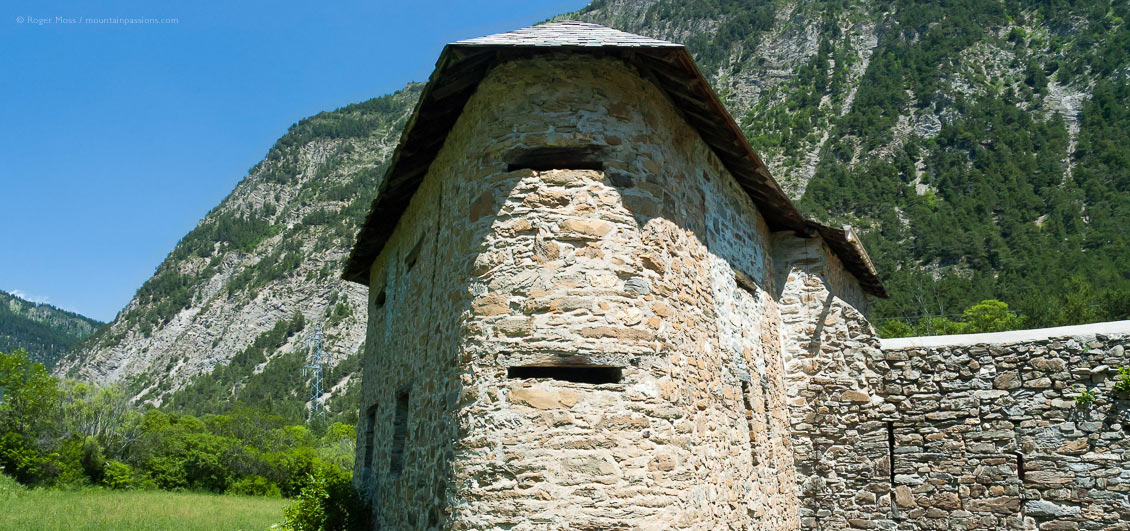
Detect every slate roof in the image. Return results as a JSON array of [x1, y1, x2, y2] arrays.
[[342, 22, 886, 297], [454, 21, 682, 48]]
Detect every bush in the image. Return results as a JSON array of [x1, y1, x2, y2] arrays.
[[962, 300, 1023, 333], [1114, 367, 1130, 395], [53, 438, 87, 487], [80, 437, 106, 484], [877, 319, 914, 338], [146, 455, 188, 491], [281, 464, 365, 531], [1074, 388, 1096, 409], [103, 461, 135, 490], [227, 475, 281, 497]]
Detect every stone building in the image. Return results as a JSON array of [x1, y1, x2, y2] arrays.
[[344, 21, 1130, 531], [342, 21, 885, 529]]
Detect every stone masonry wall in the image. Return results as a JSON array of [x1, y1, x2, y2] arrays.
[[353, 53, 875, 529], [775, 233, 892, 530], [356, 100, 463, 528], [871, 326, 1130, 530], [780, 263, 1130, 531]]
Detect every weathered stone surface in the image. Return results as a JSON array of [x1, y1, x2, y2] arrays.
[[1030, 357, 1066, 371], [1027, 471, 1074, 488], [873, 328, 1129, 531], [510, 387, 579, 409], [894, 485, 916, 507], [964, 496, 1020, 514], [559, 218, 613, 238], [1024, 500, 1081, 518], [471, 294, 510, 316], [930, 492, 961, 510], [994, 370, 1022, 389], [1056, 438, 1089, 455]]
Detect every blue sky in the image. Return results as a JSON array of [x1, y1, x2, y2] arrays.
[[1, 0, 589, 322]]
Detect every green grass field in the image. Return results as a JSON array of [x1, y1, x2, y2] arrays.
[[0, 485, 289, 530]]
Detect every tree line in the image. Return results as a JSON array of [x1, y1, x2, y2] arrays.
[[0, 348, 365, 529]]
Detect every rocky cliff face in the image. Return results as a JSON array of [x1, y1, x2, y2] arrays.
[[58, 0, 1130, 415], [568, 0, 1099, 198]]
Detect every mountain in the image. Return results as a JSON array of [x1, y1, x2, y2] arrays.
[[58, 0, 1130, 418], [56, 85, 423, 422], [565, 0, 1130, 329], [0, 290, 102, 368]]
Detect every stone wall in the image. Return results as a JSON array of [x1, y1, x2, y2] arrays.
[[870, 324, 1130, 530], [775, 233, 891, 529], [775, 243, 1130, 531], [352, 53, 881, 529], [791, 322, 1130, 530], [440, 54, 802, 530], [356, 99, 463, 528]]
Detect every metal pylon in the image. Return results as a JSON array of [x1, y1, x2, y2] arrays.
[[303, 324, 326, 423]]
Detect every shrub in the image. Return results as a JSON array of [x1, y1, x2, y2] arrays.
[[146, 455, 188, 490], [227, 475, 281, 497], [80, 437, 106, 484], [281, 464, 365, 531], [1074, 388, 1096, 409], [877, 319, 914, 338], [0, 349, 61, 485], [52, 438, 87, 487], [103, 461, 135, 490], [1114, 367, 1130, 395], [962, 300, 1023, 334]]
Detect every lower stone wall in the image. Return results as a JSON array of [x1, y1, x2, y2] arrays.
[[867, 323, 1130, 530], [775, 233, 892, 530]]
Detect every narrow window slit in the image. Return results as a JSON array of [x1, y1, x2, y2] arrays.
[[507, 365, 621, 384], [363, 404, 378, 472], [740, 380, 755, 443], [508, 161, 604, 172], [506, 146, 605, 172], [887, 421, 896, 486], [1014, 452, 1025, 481], [389, 387, 410, 477], [405, 237, 424, 271]]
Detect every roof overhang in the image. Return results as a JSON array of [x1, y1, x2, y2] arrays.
[[342, 22, 886, 298]]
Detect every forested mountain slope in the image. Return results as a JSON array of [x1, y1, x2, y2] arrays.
[[56, 85, 422, 423], [59, 0, 1130, 420], [567, 0, 1130, 329], [0, 290, 102, 368]]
